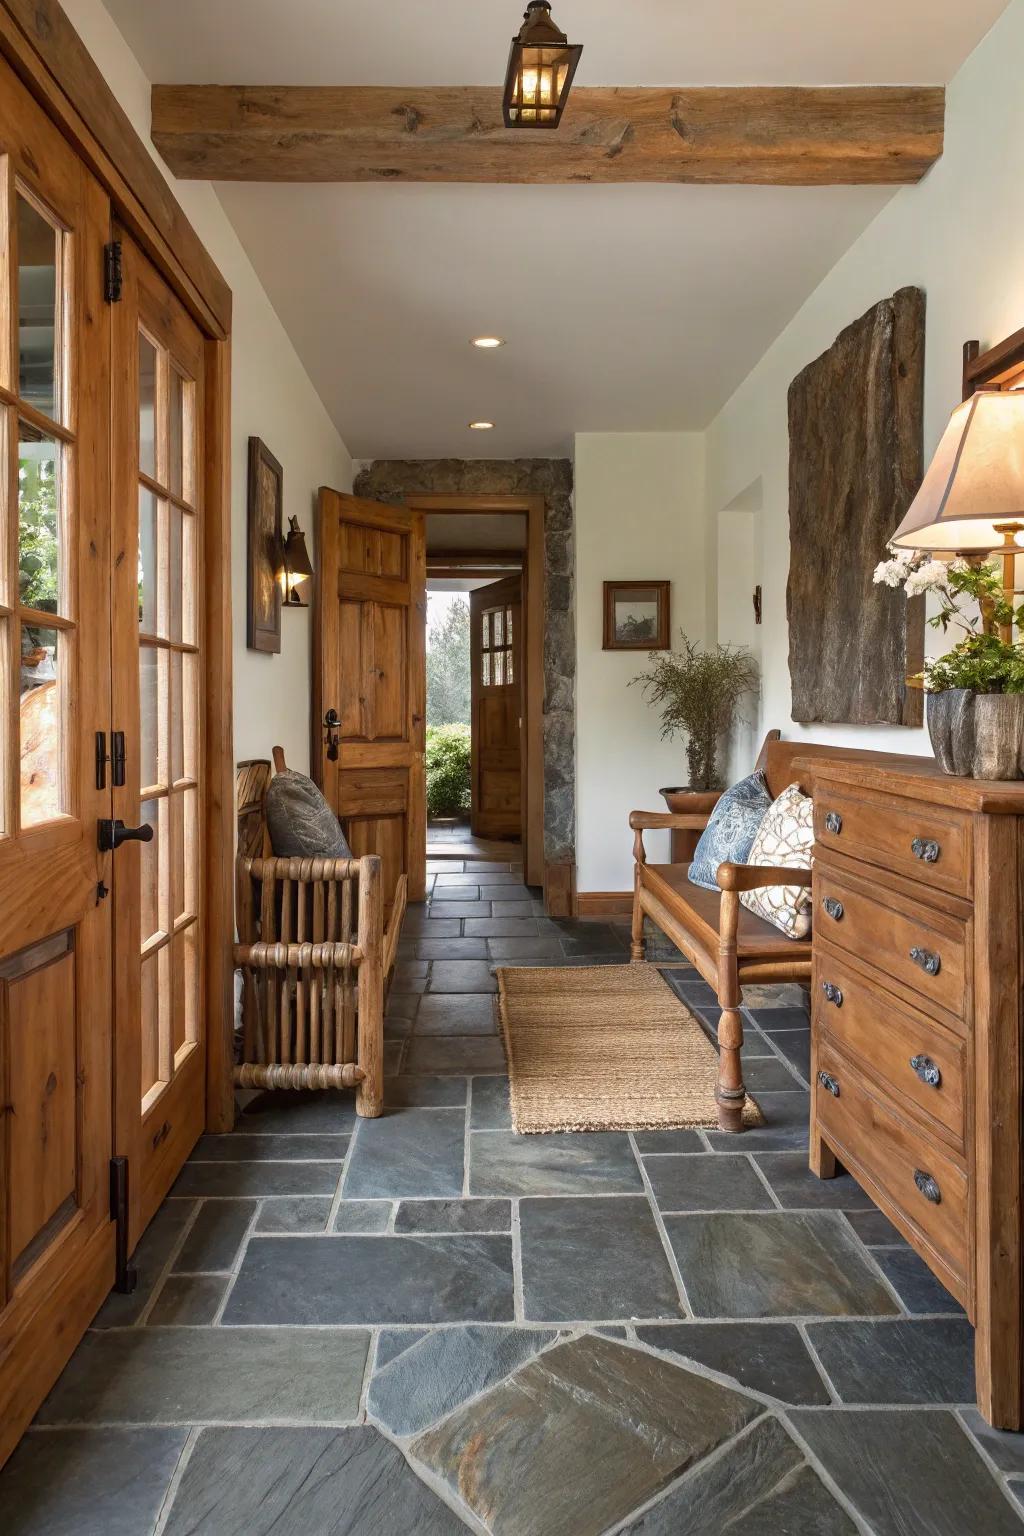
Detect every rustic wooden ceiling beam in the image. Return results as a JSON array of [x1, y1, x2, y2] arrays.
[[151, 84, 944, 187]]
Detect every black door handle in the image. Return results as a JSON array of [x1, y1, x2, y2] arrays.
[[98, 818, 155, 853]]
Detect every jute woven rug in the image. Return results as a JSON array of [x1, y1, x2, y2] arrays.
[[496, 964, 763, 1134]]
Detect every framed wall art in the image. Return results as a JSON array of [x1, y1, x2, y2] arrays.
[[603, 579, 671, 651], [246, 435, 283, 653]]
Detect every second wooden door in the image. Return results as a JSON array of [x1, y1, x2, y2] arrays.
[[315, 490, 426, 905], [470, 575, 523, 840]]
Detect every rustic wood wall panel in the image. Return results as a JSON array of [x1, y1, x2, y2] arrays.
[[787, 286, 926, 726]]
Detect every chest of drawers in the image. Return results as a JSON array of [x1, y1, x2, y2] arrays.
[[807, 758, 1024, 1431]]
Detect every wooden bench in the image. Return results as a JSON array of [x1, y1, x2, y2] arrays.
[[233, 748, 407, 1118], [630, 731, 825, 1132]]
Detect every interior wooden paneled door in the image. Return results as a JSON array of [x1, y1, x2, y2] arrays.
[[315, 490, 426, 905], [470, 574, 523, 840], [111, 230, 207, 1247], [0, 64, 115, 1464]]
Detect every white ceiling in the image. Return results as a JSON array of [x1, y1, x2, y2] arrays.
[[102, 0, 1011, 459]]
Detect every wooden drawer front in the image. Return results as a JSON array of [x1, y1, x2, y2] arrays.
[[815, 785, 971, 899], [815, 869, 968, 1021], [814, 945, 967, 1150], [815, 1039, 969, 1285]]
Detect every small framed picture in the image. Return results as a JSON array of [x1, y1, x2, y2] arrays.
[[246, 436, 283, 654], [603, 580, 671, 651]]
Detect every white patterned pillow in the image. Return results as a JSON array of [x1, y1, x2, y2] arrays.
[[739, 783, 814, 939]]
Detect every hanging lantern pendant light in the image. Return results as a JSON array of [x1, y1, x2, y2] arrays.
[[503, 2, 583, 130]]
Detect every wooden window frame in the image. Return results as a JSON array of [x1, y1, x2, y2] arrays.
[[0, 0, 235, 1131]]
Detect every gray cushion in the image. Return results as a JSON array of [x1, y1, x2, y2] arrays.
[[265, 769, 352, 860], [687, 770, 773, 892]]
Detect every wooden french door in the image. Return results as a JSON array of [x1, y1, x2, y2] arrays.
[[470, 574, 523, 839], [111, 231, 206, 1247], [315, 490, 426, 905], [0, 65, 115, 1463]]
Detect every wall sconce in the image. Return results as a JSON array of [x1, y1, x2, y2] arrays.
[[503, 2, 582, 129], [278, 515, 314, 607]]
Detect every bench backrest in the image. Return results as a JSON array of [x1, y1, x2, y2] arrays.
[[755, 729, 924, 799]]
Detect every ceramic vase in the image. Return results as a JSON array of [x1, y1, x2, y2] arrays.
[[927, 689, 1024, 780]]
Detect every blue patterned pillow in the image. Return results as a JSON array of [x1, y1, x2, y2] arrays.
[[687, 771, 773, 892]]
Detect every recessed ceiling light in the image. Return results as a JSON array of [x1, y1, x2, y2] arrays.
[[469, 420, 495, 430], [471, 336, 506, 349]]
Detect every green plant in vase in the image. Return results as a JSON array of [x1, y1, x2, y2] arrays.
[[629, 633, 759, 795]]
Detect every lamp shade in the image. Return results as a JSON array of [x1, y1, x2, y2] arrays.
[[503, 2, 582, 129], [890, 390, 1024, 553], [281, 515, 313, 605]]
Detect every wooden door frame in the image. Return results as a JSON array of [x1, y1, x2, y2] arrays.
[[0, 1, 235, 1133], [409, 495, 544, 890]]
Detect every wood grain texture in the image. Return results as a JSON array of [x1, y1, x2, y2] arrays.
[[0, 0, 230, 333], [787, 287, 926, 727], [151, 84, 945, 186]]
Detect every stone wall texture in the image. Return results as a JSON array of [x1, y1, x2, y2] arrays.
[[352, 460, 576, 864]]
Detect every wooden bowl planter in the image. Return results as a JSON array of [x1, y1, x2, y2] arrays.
[[658, 787, 721, 861], [928, 690, 1024, 779]]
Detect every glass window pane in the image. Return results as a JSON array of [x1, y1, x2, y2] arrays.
[[170, 650, 183, 783], [17, 196, 58, 419], [140, 798, 161, 943], [168, 367, 183, 498], [20, 623, 62, 824], [140, 644, 161, 790], [181, 513, 197, 645], [140, 949, 161, 1098], [481, 612, 489, 649], [493, 608, 504, 646], [138, 332, 157, 480], [182, 650, 198, 780], [168, 504, 182, 642], [19, 424, 60, 615], [138, 487, 157, 632], [506, 607, 513, 645], [182, 789, 199, 920], [507, 650, 515, 686], [494, 650, 505, 687], [482, 651, 490, 687], [171, 792, 185, 923]]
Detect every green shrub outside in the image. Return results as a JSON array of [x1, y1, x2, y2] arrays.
[[426, 723, 471, 818]]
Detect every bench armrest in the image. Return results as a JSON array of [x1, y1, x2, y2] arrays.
[[716, 863, 813, 893], [629, 810, 716, 833]]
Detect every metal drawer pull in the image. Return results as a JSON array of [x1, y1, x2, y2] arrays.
[[913, 1169, 941, 1205], [910, 946, 941, 976], [911, 837, 940, 864], [817, 1071, 840, 1098], [822, 897, 844, 921], [910, 1054, 942, 1088], [824, 811, 843, 835], [821, 981, 844, 1007]]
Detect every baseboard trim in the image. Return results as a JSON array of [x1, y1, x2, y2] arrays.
[[576, 891, 632, 916]]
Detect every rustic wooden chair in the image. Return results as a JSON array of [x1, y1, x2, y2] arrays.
[[233, 747, 407, 1118]]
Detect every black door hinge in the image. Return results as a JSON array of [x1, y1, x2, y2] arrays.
[[95, 730, 108, 790], [104, 240, 123, 304], [112, 730, 126, 787], [109, 1156, 137, 1294]]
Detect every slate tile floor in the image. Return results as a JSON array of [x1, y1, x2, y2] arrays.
[[5, 859, 1024, 1534]]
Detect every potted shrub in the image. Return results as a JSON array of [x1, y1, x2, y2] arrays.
[[629, 634, 759, 814], [874, 548, 1024, 778]]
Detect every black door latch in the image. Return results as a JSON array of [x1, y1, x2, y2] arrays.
[[98, 818, 154, 853]]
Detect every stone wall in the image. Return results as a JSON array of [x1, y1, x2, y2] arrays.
[[352, 459, 576, 868]]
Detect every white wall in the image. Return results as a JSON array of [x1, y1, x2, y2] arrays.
[[574, 433, 708, 892], [705, 0, 1024, 763], [66, 0, 353, 772]]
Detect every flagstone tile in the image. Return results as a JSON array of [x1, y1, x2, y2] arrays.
[[147, 1274, 227, 1326], [520, 1197, 681, 1321], [429, 961, 499, 993], [343, 1108, 465, 1198], [843, 1208, 908, 1246], [37, 1328, 370, 1424], [93, 1199, 196, 1327], [665, 1211, 900, 1318], [637, 1320, 831, 1405], [369, 1325, 557, 1436], [428, 885, 481, 902], [0, 1427, 188, 1536], [256, 1196, 333, 1233], [619, 1415, 852, 1534], [406, 1035, 506, 1074], [162, 1427, 465, 1535], [332, 1200, 392, 1232], [705, 1091, 809, 1152], [644, 1154, 774, 1212], [416, 993, 497, 1035], [753, 1153, 874, 1210], [806, 1318, 976, 1403], [873, 1246, 965, 1314], [470, 1076, 511, 1129], [171, 1161, 342, 1198], [960, 1407, 1024, 1474], [223, 1234, 515, 1325], [759, 1028, 811, 1080], [383, 1074, 469, 1107], [632, 1130, 706, 1154], [173, 1198, 256, 1271], [557, 930, 631, 958], [469, 1129, 643, 1196], [741, 1055, 806, 1091], [491, 900, 545, 918], [239, 1090, 357, 1134], [487, 936, 566, 962], [190, 1134, 349, 1162], [740, 987, 809, 1011], [464, 917, 542, 937], [791, 1408, 1024, 1536], [395, 1198, 511, 1233], [411, 1334, 759, 1536], [401, 910, 456, 936], [419, 908, 492, 926]]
